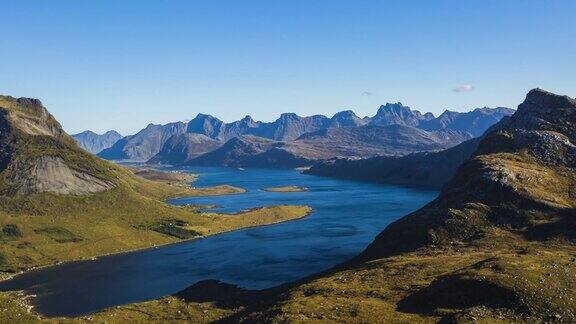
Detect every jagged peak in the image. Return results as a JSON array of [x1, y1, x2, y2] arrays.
[[75, 130, 98, 136], [16, 97, 43, 107], [438, 109, 460, 118], [75, 130, 121, 137], [377, 102, 408, 113], [193, 113, 222, 121], [522, 88, 576, 111], [103, 130, 122, 137], [423, 112, 435, 120], [332, 110, 359, 118], [376, 102, 427, 118], [241, 115, 254, 122], [278, 112, 301, 120]]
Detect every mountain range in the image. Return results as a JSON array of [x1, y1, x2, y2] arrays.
[[96, 104, 514, 167], [72, 130, 122, 154], [305, 117, 510, 188]]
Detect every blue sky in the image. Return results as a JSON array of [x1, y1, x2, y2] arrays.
[[1, 0, 574, 135]]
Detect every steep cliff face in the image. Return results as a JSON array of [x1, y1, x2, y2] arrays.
[[0, 96, 116, 196]]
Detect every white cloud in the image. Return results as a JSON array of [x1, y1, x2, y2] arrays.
[[452, 85, 475, 92], [362, 91, 373, 96]]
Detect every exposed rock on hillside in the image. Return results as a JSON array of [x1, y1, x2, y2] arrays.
[[0, 96, 116, 196], [9, 156, 115, 195]]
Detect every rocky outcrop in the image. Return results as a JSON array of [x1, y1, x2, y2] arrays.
[[8, 156, 115, 195], [0, 95, 117, 196], [72, 130, 122, 154]]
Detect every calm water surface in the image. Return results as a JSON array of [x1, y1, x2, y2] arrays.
[[0, 167, 437, 317]]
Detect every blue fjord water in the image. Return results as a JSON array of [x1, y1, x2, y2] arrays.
[[0, 167, 437, 317]]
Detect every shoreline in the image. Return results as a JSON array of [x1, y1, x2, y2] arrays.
[[0, 164, 313, 319], [0, 205, 314, 320], [1, 206, 313, 319]]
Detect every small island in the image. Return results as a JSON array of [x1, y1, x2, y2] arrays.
[[263, 186, 308, 193]]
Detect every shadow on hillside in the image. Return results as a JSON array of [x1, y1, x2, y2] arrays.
[[522, 208, 576, 242], [174, 280, 266, 310], [396, 273, 526, 317]]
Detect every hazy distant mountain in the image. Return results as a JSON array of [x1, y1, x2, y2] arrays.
[[328, 110, 367, 128], [148, 133, 222, 165], [188, 135, 312, 168], [368, 103, 434, 127], [99, 122, 187, 161], [72, 130, 122, 154], [420, 107, 515, 136], [184, 125, 473, 168], [305, 115, 510, 187], [291, 125, 471, 159], [306, 136, 481, 188], [185, 113, 330, 142], [259, 113, 330, 141], [99, 104, 513, 164]]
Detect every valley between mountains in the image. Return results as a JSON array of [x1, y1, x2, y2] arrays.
[[0, 89, 573, 323]]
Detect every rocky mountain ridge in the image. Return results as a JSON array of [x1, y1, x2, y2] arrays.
[[72, 130, 122, 154], [139, 104, 513, 165]]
